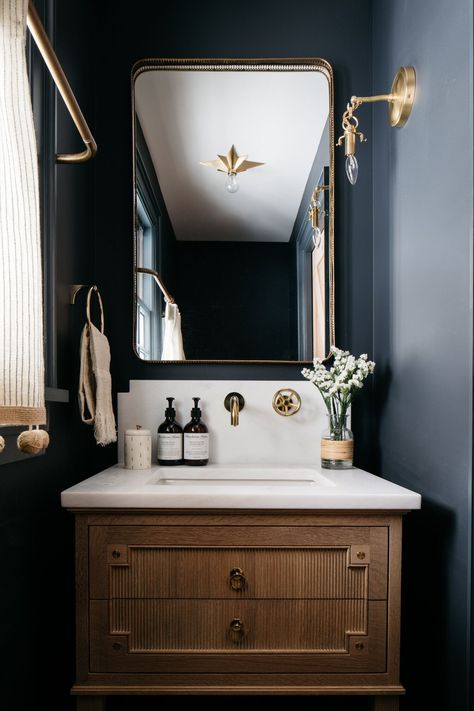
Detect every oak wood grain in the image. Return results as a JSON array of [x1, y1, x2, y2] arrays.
[[72, 510, 405, 699], [90, 525, 388, 600]]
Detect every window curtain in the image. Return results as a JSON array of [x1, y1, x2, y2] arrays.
[[0, 0, 46, 426]]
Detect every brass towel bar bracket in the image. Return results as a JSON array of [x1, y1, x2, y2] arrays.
[[27, 1, 97, 163]]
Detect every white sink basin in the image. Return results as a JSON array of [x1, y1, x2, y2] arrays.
[[61, 463, 421, 510], [152, 466, 334, 488]]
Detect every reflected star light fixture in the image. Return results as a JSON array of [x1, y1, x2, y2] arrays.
[[200, 144, 265, 193]]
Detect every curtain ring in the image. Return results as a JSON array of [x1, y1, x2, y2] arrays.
[[86, 285, 104, 334]]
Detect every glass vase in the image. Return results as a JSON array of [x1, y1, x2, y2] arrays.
[[321, 414, 353, 469]]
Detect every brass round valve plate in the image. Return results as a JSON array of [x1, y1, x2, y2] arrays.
[[272, 388, 302, 417], [389, 66, 416, 128]]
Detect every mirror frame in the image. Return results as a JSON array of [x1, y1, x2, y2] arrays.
[[131, 57, 335, 364]]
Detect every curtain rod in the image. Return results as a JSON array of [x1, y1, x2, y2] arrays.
[[26, 1, 97, 163], [136, 268, 175, 304]]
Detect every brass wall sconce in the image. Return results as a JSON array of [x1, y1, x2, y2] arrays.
[[337, 66, 416, 185], [201, 144, 264, 193], [308, 185, 329, 244]]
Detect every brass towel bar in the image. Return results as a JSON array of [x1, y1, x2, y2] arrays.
[[136, 268, 175, 304], [27, 1, 97, 163]]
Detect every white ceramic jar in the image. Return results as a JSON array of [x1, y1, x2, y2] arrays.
[[124, 426, 152, 470]]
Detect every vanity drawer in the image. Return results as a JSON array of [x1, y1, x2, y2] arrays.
[[90, 525, 388, 600], [90, 598, 386, 674]]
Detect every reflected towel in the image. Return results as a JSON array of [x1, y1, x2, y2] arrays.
[[79, 323, 117, 445], [161, 303, 186, 361]]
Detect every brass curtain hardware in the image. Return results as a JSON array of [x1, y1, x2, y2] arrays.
[[26, 2, 97, 163], [229, 567, 246, 591], [136, 267, 175, 304]]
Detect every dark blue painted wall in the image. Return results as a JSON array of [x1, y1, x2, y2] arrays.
[[7, 2, 473, 710], [372, 1, 473, 709], [0, 3, 116, 710]]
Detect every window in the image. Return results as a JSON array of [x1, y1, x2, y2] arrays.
[[135, 192, 163, 360]]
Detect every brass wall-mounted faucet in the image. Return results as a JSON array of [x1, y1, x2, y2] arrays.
[[224, 392, 245, 427]]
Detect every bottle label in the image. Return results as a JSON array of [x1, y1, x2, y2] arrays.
[[157, 433, 182, 461], [184, 433, 209, 460]]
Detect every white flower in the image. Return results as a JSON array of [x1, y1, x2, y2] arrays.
[[302, 347, 375, 410]]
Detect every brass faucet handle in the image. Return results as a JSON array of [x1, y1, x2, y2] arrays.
[[224, 392, 245, 427], [272, 389, 301, 417]]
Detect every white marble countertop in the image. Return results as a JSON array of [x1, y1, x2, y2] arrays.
[[61, 464, 421, 510]]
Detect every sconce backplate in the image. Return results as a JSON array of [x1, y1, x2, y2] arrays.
[[389, 66, 416, 128], [272, 389, 301, 417]]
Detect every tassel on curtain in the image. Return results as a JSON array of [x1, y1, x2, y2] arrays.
[[0, 0, 49, 452]]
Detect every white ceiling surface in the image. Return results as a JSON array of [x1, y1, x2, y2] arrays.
[[135, 71, 329, 242]]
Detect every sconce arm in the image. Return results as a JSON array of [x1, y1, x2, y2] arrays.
[[350, 93, 396, 106]]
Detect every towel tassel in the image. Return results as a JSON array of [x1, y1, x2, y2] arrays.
[[17, 425, 50, 454], [0, 436, 5, 453]]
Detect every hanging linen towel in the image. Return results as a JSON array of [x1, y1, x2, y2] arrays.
[[161, 302, 186, 360], [0, 0, 46, 427], [78, 289, 117, 445]]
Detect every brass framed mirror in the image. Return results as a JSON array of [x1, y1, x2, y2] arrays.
[[131, 58, 334, 364]]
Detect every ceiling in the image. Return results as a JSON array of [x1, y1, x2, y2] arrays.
[[135, 70, 329, 242]]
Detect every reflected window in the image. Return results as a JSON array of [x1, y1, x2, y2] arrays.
[[136, 193, 162, 359]]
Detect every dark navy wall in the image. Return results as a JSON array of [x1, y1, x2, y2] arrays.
[[0, 3, 116, 710], [372, 1, 473, 710], [175, 241, 295, 360], [11, 2, 473, 711]]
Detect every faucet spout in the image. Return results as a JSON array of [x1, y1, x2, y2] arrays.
[[224, 392, 245, 427], [230, 395, 240, 426]]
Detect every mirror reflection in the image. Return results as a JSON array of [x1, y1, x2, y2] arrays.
[[133, 60, 334, 363]]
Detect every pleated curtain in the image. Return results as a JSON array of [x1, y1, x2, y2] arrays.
[[0, 0, 46, 426]]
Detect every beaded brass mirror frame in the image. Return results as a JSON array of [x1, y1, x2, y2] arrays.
[[131, 58, 335, 364]]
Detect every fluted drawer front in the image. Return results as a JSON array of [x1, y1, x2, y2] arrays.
[[90, 598, 386, 674], [109, 598, 367, 652], [108, 547, 369, 600]]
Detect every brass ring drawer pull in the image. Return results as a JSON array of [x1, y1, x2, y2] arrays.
[[230, 567, 246, 591], [230, 617, 245, 640]]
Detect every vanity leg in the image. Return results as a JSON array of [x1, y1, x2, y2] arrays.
[[371, 697, 399, 711], [76, 697, 106, 711]]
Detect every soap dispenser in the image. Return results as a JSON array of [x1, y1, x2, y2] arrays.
[[157, 397, 183, 466], [183, 397, 209, 466]]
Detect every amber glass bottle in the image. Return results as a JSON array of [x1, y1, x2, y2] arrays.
[[157, 397, 183, 465], [183, 397, 209, 466]]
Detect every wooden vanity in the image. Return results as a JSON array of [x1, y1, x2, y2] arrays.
[[70, 507, 407, 710]]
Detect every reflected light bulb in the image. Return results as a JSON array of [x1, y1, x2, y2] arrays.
[[226, 172, 239, 193], [345, 154, 358, 185]]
